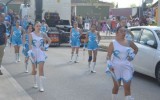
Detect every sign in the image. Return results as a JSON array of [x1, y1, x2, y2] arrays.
[[84, 23, 90, 30], [146, 0, 153, 3]]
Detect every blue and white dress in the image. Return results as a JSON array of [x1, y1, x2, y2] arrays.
[[108, 40, 134, 82], [70, 28, 81, 47], [30, 32, 47, 64], [40, 25, 47, 33], [22, 19, 28, 30], [22, 34, 29, 57], [87, 31, 99, 50], [11, 26, 23, 46]]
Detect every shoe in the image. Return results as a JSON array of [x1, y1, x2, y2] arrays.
[[25, 70, 29, 73], [91, 62, 96, 73], [33, 83, 38, 88], [91, 70, 96, 73], [39, 76, 45, 92], [74, 54, 79, 63], [0, 70, 3, 75], [18, 58, 21, 62], [33, 75, 38, 88]]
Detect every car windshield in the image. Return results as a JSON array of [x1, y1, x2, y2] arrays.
[[155, 30, 160, 40]]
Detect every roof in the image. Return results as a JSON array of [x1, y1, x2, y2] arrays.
[[110, 8, 132, 17]]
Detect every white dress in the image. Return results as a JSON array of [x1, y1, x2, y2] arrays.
[[30, 32, 47, 64], [110, 40, 134, 82]]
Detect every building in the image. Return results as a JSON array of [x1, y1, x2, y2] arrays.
[[71, 0, 114, 19], [0, 0, 24, 13]]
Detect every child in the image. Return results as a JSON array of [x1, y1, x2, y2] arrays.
[[85, 24, 101, 73]]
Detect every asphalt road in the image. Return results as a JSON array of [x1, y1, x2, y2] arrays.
[[2, 46, 160, 100]]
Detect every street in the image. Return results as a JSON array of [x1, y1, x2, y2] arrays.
[[2, 46, 160, 100]]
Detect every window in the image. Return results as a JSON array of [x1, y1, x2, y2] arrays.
[[140, 29, 157, 48], [131, 28, 141, 42]]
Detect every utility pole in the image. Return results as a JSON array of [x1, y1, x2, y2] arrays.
[[158, 0, 160, 26], [35, 0, 43, 21]]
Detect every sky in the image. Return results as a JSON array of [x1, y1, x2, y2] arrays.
[[99, 0, 158, 8]]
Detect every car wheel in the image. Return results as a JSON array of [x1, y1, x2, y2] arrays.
[[156, 65, 160, 85]]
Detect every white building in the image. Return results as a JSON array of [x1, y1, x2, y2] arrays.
[[29, 0, 71, 21]]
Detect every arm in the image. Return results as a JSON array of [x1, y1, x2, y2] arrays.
[[85, 32, 89, 44], [130, 41, 138, 54], [44, 33, 51, 45], [4, 25, 7, 45], [29, 34, 32, 50], [106, 42, 114, 71], [127, 41, 138, 61], [127, 29, 134, 41], [22, 34, 25, 46], [97, 31, 101, 43], [46, 24, 49, 32], [70, 28, 72, 39]]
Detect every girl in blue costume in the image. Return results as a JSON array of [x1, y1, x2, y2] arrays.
[[70, 21, 82, 63], [11, 20, 25, 63], [40, 19, 49, 34], [85, 24, 101, 73], [106, 26, 138, 100], [22, 23, 33, 73], [22, 16, 29, 30]]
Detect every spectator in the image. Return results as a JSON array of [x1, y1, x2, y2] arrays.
[[0, 13, 7, 75]]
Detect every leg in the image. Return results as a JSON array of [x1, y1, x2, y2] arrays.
[[39, 62, 45, 92], [88, 50, 92, 71], [14, 46, 18, 62], [70, 47, 75, 61], [0, 45, 5, 75], [91, 50, 97, 73], [32, 63, 38, 88], [112, 78, 120, 100], [74, 47, 79, 63], [123, 81, 133, 100], [17, 46, 21, 62], [24, 57, 29, 73]]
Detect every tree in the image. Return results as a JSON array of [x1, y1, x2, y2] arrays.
[[130, 3, 137, 7]]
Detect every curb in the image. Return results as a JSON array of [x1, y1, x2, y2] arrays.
[[1, 66, 33, 100]]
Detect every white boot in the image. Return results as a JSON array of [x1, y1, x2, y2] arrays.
[[88, 62, 91, 71], [74, 54, 79, 63], [125, 95, 134, 100], [39, 76, 45, 92], [15, 53, 18, 63], [17, 53, 21, 62], [91, 62, 96, 73], [70, 54, 74, 62], [25, 62, 28, 73], [33, 75, 38, 88], [112, 94, 118, 100]]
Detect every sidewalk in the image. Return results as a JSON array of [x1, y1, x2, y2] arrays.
[[0, 66, 33, 100], [99, 32, 115, 51]]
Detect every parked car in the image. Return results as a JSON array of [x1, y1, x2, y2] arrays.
[[129, 26, 160, 85]]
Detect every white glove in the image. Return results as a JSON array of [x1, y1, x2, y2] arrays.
[[105, 60, 113, 73], [28, 50, 35, 63], [107, 60, 113, 68], [127, 48, 135, 61], [44, 44, 49, 50]]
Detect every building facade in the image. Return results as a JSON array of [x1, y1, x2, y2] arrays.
[[71, 0, 114, 19]]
